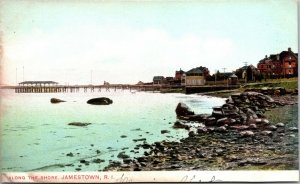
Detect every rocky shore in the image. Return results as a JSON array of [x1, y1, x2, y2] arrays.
[[103, 90, 298, 171]]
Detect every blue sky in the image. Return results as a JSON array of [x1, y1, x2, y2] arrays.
[[0, 0, 298, 85]]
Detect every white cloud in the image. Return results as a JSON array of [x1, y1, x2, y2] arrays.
[[3, 25, 236, 84]]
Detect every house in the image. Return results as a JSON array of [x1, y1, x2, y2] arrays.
[[257, 48, 298, 78], [222, 72, 235, 79], [235, 65, 259, 82], [165, 77, 174, 84], [175, 69, 185, 80], [280, 48, 298, 76], [229, 74, 238, 85], [257, 56, 274, 78], [153, 76, 164, 84], [174, 69, 185, 86], [198, 66, 210, 79], [181, 74, 186, 86], [185, 66, 209, 86], [246, 65, 259, 81]]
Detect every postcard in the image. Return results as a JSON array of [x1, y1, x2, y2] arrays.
[[0, 0, 299, 183]]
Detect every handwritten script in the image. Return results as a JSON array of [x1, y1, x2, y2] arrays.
[[181, 175, 223, 182], [114, 173, 222, 183]]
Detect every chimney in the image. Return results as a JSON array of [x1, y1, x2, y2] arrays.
[[288, 47, 291, 52], [265, 55, 267, 59]]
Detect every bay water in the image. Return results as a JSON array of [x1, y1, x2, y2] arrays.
[[0, 89, 225, 171]]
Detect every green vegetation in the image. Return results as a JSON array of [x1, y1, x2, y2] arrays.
[[241, 78, 298, 90], [264, 103, 298, 126]]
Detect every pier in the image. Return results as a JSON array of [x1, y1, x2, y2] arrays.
[[2, 81, 241, 94], [12, 81, 182, 93]]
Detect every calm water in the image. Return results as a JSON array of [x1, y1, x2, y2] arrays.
[[0, 89, 225, 171]]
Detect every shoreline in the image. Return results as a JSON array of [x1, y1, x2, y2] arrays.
[[103, 90, 298, 171]]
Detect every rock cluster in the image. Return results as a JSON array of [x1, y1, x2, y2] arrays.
[[245, 87, 298, 96], [103, 92, 298, 171], [175, 92, 296, 136]]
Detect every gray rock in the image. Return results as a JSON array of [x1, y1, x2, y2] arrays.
[[137, 157, 148, 163], [50, 98, 66, 103], [288, 127, 298, 132], [92, 158, 105, 163], [123, 158, 132, 164], [109, 161, 122, 167], [212, 106, 224, 118], [215, 126, 227, 133], [66, 152, 74, 157], [215, 149, 224, 155], [188, 130, 197, 137], [230, 125, 249, 130], [197, 127, 208, 134], [80, 159, 88, 164], [186, 114, 207, 121], [240, 131, 254, 137], [120, 164, 130, 168], [207, 127, 215, 132], [173, 121, 189, 129], [249, 124, 257, 129], [261, 131, 273, 136], [197, 152, 206, 158], [161, 130, 170, 134], [238, 158, 267, 166], [246, 108, 258, 119], [117, 152, 130, 159], [204, 117, 216, 126], [140, 162, 147, 167], [133, 138, 146, 142], [276, 123, 285, 127], [175, 103, 195, 116], [170, 164, 182, 169], [87, 97, 113, 105], [262, 119, 270, 125], [141, 143, 152, 149], [68, 122, 91, 127], [216, 118, 230, 126], [267, 125, 277, 131]]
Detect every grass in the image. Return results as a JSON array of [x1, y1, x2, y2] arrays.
[[241, 78, 298, 90]]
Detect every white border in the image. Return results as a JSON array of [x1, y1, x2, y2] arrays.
[[1, 171, 299, 183]]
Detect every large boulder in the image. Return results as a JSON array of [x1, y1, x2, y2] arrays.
[[87, 97, 113, 105], [50, 98, 66, 103], [175, 103, 195, 116]]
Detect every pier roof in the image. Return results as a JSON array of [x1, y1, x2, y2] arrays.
[[19, 81, 58, 85]]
